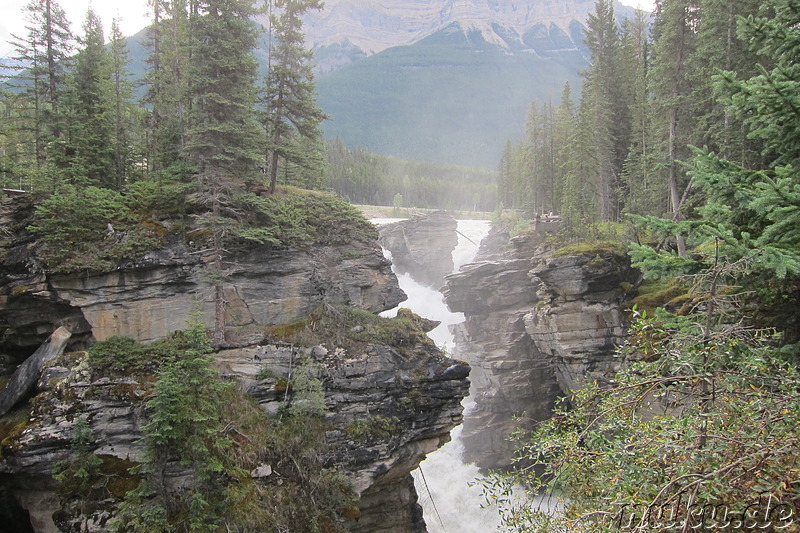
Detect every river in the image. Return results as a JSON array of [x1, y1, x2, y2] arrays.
[[373, 218, 502, 533]]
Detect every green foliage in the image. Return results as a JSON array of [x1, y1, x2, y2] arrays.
[[123, 181, 192, 217], [286, 359, 328, 418], [101, 315, 355, 533], [345, 415, 401, 445], [87, 332, 198, 374], [53, 416, 103, 494], [27, 185, 164, 272], [237, 187, 377, 248], [486, 312, 800, 532], [112, 317, 233, 533]]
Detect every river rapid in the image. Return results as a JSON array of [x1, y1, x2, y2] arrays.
[[372, 218, 503, 533]]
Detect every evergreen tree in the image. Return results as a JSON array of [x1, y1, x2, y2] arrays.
[[57, 8, 116, 188], [649, 0, 700, 255], [263, 0, 328, 193], [7, 0, 73, 189], [109, 18, 139, 188], [582, 0, 629, 221], [183, 0, 261, 347], [620, 9, 666, 217], [552, 83, 576, 215], [143, 0, 193, 176]]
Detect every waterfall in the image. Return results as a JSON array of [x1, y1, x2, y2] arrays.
[[374, 218, 500, 532]]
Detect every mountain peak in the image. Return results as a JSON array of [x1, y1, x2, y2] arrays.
[[298, 0, 633, 58]]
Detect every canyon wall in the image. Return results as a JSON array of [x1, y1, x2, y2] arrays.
[[0, 197, 469, 532], [0, 197, 405, 354], [378, 212, 458, 290], [445, 224, 637, 469]]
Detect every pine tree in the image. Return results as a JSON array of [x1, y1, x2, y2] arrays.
[[57, 8, 116, 188], [7, 0, 73, 189], [582, 0, 629, 222], [620, 9, 666, 217], [649, 0, 701, 255], [143, 0, 193, 176], [109, 18, 139, 189], [263, 0, 327, 194], [183, 0, 261, 347]]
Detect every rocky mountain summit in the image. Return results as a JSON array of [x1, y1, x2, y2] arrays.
[[293, 0, 637, 72]]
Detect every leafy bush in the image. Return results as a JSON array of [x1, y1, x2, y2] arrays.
[[486, 312, 800, 532]]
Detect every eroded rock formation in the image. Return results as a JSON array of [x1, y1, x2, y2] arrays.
[[445, 225, 637, 469], [0, 313, 468, 532], [378, 212, 458, 289], [0, 196, 405, 353], [0, 196, 469, 532]]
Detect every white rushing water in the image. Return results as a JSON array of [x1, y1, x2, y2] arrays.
[[373, 218, 503, 532]]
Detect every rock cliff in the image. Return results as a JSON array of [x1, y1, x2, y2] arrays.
[[0, 309, 469, 532], [0, 196, 405, 354], [445, 224, 637, 469], [0, 195, 470, 532], [378, 213, 458, 290]]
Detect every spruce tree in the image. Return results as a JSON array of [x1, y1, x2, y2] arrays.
[[58, 8, 116, 188], [582, 0, 629, 222], [183, 0, 261, 347], [109, 18, 138, 188], [8, 0, 73, 189], [649, 0, 700, 255], [263, 0, 327, 193]]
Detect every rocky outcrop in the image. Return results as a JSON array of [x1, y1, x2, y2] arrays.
[[0, 196, 405, 354], [0, 196, 468, 532], [445, 226, 637, 469], [378, 212, 458, 289], [0, 328, 71, 416], [0, 310, 469, 532]]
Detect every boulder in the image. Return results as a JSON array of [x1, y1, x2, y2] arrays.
[[0, 327, 72, 416]]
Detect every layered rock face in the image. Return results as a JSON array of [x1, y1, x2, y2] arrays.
[[0, 196, 470, 532], [0, 317, 469, 532], [445, 226, 637, 468], [378, 213, 458, 290], [0, 197, 405, 354]]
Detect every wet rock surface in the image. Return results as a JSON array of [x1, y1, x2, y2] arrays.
[[445, 228, 637, 469], [378, 212, 458, 289]]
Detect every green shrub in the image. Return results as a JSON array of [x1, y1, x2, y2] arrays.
[[28, 185, 164, 273]]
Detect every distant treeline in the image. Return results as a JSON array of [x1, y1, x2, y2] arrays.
[[325, 139, 497, 211]]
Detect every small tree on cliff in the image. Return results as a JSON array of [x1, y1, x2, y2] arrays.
[[263, 0, 328, 193]]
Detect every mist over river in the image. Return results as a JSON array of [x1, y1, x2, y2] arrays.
[[373, 218, 503, 532]]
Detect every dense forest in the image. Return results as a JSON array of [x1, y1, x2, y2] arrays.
[[491, 0, 800, 530], [325, 138, 496, 211]]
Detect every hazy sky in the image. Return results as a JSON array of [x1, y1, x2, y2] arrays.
[[1, 0, 656, 61]]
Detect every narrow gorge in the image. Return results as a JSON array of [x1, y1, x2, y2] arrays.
[[0, 196, 638, 532], [376, 212, 637, 530], [0, 195, 469, 533]]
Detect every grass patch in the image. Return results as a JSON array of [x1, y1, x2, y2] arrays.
[[345, 415, 401, 445], [628, 278, 692, 317], [267, 305, 438, 358], [87, 332, 199, 374], [553, 240, 628, 258]]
